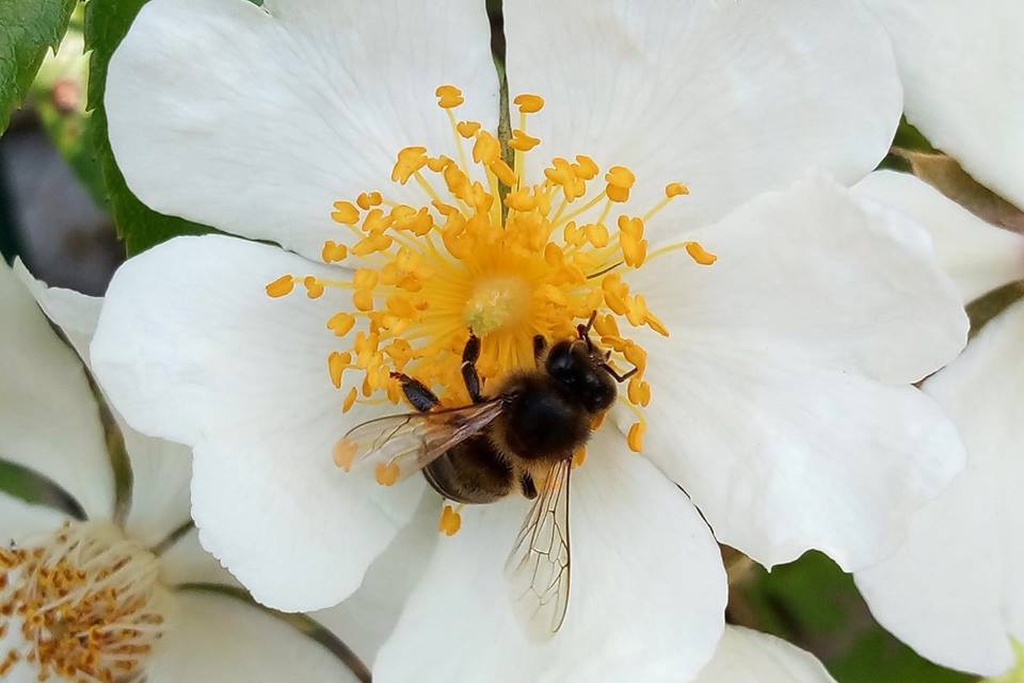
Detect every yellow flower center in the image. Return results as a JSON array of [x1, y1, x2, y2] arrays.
[[267, 85, 717, 451], [0, 521, 170, 682]]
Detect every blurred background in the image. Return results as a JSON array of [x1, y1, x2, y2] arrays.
[[0, 7, 1016, 683]]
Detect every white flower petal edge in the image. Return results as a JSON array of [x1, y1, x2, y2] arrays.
[[0, 262, 114, 519], [855, 300, 1024, 677], [90, 235, 425, 611], [146, 591, 362, 683], [13, 259, 100, 362], [624, 175, 968, 571], [861, 0, 1024, 208], [694, 626, 836, 683], [13, 261, 196, 548], [374, 428, 727, 683], [313, 494, 439, 667], [106, 0, 498, 262], [158, 525, 241, 589], [0, 490, 69, 542], [504, 0, 902, 241], [853, 171, 1024, 304]]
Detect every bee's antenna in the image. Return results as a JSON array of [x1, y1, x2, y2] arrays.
[[577, 311, 598, 349], [600, 362, 638, 383]]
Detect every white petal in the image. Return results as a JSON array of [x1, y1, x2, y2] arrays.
[[621, 178, 968, 569], [147, 590, 362, 683], [13, 258, 101, 362], [313, 494, 439, 666], [629, 175, 968, 386], [861, 0, 1024, 208], [14, 260, 196, 546], [106, 0, 498, 261], [504, 0, 901, 239], [632, 336, 965, 572], [158, 525, 240, 589], [375, 429, 727, 683], [855, 301, 1024, 676], [0, 262, 114, 519], [91, 236, 424, 611], [694, 627, 835, 683], [120, 431, 194, 548], [853, 171, 1024, 303], [0, 490, 67, 542]]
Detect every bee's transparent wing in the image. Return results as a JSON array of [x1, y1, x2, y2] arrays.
[[504, 457, 572, 641], [333, 399, 505, 482]]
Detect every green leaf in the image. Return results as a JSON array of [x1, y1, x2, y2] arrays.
[[84, 0, 216, 255], [0, 0, 77, 131], [734, 552, 978, 683]]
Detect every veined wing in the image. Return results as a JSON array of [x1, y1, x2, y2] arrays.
[[333, 399, 505, 484], [505, 457, 572, 641]]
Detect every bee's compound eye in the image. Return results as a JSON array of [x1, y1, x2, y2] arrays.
[[544, 341, 576, 380]]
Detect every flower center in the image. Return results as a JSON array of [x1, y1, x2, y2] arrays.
[[463, 274, 531, 336], [0, 520, 169, 682], [267, 86, 717, 451]]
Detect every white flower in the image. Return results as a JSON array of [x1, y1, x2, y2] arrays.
[[860, 0, 1024, 208], [852, 170, 1024, 676], [90, 1, 968, 680], [0, 262, 363, 683], [694, 627, 839, 683]]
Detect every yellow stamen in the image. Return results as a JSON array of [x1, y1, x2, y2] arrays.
[[627, 421, 646, 452], [0, 522, 168, 683], [572, 446, 587, 469], [510, 129, 541, 151], [438, 504, 463, 536], [685, 241, 718, 266], [265, 274, 295, 298], [513, 93, 545, 114], [435, 85, 465, 109], [267, 87, 706, 451], [322, 240, 348, 263], [331, 200, 360, 225], [375, 462, 401, 486], [456, 121, 481, 138], [333, 437, 358, 470]]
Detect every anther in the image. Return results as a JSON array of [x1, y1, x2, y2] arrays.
[[438, 504, 463, 536], [685, 241, 717, 266], [321, 240, 348, 263], [456, 121, 481, 138], [435, 85, 465, 109], [304, 276, 326, 299], [472, 131, 501, 165], [604, 166, 636, 202], [392, 147, 428, 184], [331, 201, 360, 225], [375, 462, 401, 486], [513, 93, 545, 114], [327, 352, 350, 388], [265, 275, 295, 298], [627, 421, 646, 452], [510, 129, 541, 151]]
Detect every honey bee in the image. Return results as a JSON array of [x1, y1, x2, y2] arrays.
[[335, 314, 634, 639]]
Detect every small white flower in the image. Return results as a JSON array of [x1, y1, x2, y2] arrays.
[[860, 0, 1024, 208], [0, 262, 362, 683], [853, 170, 1024, 677], [694, 627, 838, 683], [91, 1, 969, 680]]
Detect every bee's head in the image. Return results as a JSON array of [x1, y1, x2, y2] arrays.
[[544, 339, 617, 414]]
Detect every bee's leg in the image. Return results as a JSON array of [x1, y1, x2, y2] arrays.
[[520, 472, 538, 499], [533, 334, 547, 366], [390, 372, 440, 412], [461, 332, 485, 403]]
